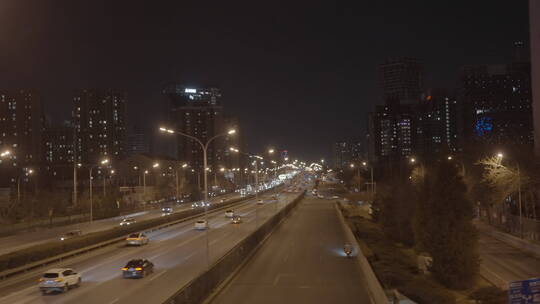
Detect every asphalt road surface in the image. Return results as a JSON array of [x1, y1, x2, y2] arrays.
[[0, 187, 305, 304], [477, 224, 540, 288], [210, 195, 373, 304], [0, 192, 243, 257]]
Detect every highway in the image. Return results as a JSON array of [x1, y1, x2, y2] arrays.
[[477, 223, 540, 288], [210, 194, 372, 304], [0, 192, 242, 257], [0, 186, 306, 304]]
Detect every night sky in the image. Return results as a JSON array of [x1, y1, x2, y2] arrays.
[[0, 0, 530, 161]]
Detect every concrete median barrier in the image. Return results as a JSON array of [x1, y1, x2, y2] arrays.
[[163, 191, 306, 304]]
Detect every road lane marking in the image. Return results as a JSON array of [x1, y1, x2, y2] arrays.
[[150, 270, 167, 281], [109, 297, 120, 304]]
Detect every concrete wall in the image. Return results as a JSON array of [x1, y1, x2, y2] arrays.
[[163, 192, 305, 304], [531, 0, 540, 155]]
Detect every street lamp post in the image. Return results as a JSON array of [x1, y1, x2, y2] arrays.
[[160, 127, 236, 269], [176, 163, 188, 199], [496, 153, 523, 238], [17, 168, 34, 203], [89, 158, 109, 223]]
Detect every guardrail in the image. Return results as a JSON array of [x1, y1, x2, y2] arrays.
[[0, 186, 283, 281], [163, 190, 306, 304]]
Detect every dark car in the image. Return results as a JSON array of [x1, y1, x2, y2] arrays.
[[121, 259, 154, 279]]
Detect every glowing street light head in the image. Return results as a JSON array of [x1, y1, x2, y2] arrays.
[[101, 159, 109, 165], [220, 168, 225, 172], [153, 162, 160, 168], [410, 158, 416, 163], [144, 170, 149, 174], [350, 163, 354, 168], [447, 156, 453, 160], [28, 169, 34, 174], [227, 129, 236, 135], [111, 170, 115, 174], [0, 150, 11, 157], [362, 161, 367, 166], [77, 163, 82, 168], [159, 127, 166, 132], [497, 152, 503, 159], [133, 166, 138, 170], [182, 163, 188, 168], [268, 149, 275, 154]]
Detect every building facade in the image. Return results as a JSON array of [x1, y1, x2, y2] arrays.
[[72, 89, 127, 164], [378, 57, 424, 104], [531, 0, 540, 155], [0, 89, 44, 186], [460, 49, 533, 147], [164, 84, 227, 172]]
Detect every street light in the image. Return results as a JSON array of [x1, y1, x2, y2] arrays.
[[17, 168, 34, 203], [160, 126, 236, 269], [495, 152, 523, 238], [89, 158, 109, 223], [0, 150, 11, 158]]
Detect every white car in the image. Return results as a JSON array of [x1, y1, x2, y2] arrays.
[[195, 220, 208, 230], [120, 218, 136, 226], [225, 210, 234, 218], [39, 268, 81, 294], [59, 230, 82, 241], [126, 233, 149, 246], [256, 199, 264, 205]]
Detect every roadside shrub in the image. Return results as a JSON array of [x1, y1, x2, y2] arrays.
[[401, 277, 456, 304]]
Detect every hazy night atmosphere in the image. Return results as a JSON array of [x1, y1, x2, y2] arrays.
[[0, 1, 539, 303]]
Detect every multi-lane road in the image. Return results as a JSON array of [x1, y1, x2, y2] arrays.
[[477, 222, 540, 288], [0, 186, 305, 304], [0, 192, 241, 257], [210, 194, 372, 304]]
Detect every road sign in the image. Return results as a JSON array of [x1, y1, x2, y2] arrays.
[[509, 277, 540, 303]]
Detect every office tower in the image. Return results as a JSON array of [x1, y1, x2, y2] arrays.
[[417, 89, 460, 155], [0, 89, 44, 166], [72, 89, 127, 164], [379, 57, 424, 105], [127, 126, 150, 156], [460, 44, 533, 147], [333, 141, 351, 169], [531, 0, 540, 155], [163, 84, 225, 171]]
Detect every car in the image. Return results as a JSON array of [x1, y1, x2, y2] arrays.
[[317, 194, 324, 199], [126, 233, 149, 246], [332, 196, 339, 199], [195, 220, 208, 230], [120, 218, 136, 226], [59, 230, 82, 241], [256, 199, 264, 205], [231, 216, 242, 224], [39, 268, 81, 294], [121, 259, 154, 279], [161, 206, 173, 216], [225, 210, 234, 218]]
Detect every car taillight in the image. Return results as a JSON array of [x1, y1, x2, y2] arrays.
[[135, 267, 142, 271], [121, 267, 128, 271], [38, 278, 44, 282]]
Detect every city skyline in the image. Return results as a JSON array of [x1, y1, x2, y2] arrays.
[[0, 0, 530, 161]]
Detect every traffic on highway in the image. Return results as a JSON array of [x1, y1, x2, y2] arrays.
[[0, 174, 311, 304]]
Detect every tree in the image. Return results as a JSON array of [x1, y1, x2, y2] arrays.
[[415, 160, 479, 289], [374, 177, 416, 246]]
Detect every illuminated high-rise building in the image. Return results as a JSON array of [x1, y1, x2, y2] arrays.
[[72, 89, 127, 164]]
